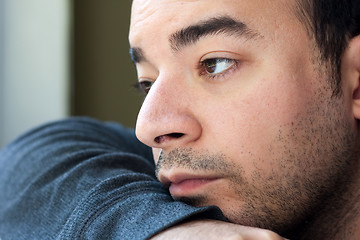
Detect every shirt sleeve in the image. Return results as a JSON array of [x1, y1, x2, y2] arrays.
[[0, 117, 226, 240]]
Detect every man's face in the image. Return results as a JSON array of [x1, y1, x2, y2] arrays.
[[130, 0, 358, 234]]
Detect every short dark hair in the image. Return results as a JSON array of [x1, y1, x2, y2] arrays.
[[297, 0, 360, 96]]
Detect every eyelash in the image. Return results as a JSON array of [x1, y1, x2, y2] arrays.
[[133, 81, 154, 95]]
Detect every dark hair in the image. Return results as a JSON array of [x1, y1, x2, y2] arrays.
[[297, 0, 360, 96]]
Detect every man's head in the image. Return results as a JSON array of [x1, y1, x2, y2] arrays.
[[129, 0, 360, 236]]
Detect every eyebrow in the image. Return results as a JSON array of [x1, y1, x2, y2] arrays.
[[129, 15, 261, 64], [169, 16, 261, 51], [129, 47, 145, 64]]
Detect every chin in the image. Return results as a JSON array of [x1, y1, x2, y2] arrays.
[[173, 195, 209, 207]]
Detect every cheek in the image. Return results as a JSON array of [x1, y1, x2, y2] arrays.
[[227, 82, 306, 140], [206, 78, 313, 174]]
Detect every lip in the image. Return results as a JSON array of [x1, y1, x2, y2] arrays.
[[169, 178, 220, 197], [159, 172, 221, 197]]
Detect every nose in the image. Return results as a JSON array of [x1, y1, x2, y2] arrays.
[[135, 74, 202, 150]]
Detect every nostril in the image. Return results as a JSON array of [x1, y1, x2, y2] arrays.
[[169, 133, 184, 138], [154, 133, 184, 144]]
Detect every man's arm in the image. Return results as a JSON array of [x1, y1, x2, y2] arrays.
[[0, 117, 226, 239], [151, 220, 286, 240]]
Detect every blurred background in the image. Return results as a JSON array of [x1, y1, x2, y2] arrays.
[[0, 0, 142, 148]]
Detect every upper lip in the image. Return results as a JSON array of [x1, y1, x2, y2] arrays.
[[158, 170, 220, 186]]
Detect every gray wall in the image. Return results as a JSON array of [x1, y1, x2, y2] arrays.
[[0, 0, 70, 148], [0, 0, 5, 147], [0, 0, 139, 148]]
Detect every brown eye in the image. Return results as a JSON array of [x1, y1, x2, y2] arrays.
[[203, 58, 218, 74], [134, 81, 154, 95], [202, 58, 236, 75]]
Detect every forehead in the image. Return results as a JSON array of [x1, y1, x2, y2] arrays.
[[129, 0, 298, 46]]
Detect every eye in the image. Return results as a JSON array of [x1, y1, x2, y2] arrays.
[[133, 80, 154, 95], [199, 58, 237, 76]]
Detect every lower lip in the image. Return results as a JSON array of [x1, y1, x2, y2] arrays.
[[169, 178, 219, 197]]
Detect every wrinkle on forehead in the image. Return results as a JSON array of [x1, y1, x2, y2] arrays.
[[130, 0, 202, 45], [131, 0, 200, 25], [130, 0, 156, 28], [130, 0, 297, 31]]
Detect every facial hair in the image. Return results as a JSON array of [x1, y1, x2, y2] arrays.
[[154, 118, 359, 239]]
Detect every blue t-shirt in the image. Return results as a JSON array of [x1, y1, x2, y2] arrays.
[[0, 117, 225, 239]]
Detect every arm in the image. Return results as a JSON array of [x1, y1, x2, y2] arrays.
[[150, 220, 286, 240], [0, 117, 226, 239]]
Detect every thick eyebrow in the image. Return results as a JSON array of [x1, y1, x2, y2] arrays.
[[129, 47, 145, 64], [169, 15, 261, 51], [129, 16, 261, 64]]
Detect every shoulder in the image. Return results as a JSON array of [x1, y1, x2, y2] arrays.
[[1, 117, 151, 158]]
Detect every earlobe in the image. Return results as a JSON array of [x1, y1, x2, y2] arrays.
[[353, 77, 360, 119], [345, 35, 360, 119]]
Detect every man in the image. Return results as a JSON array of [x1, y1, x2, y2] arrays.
[[0, 0, 359, 239], [130, 0, 360, 239]]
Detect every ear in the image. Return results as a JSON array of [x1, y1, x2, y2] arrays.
[[343, 35, 360, 119]]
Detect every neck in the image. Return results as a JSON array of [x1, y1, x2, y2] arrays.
[[292, 160, 360, 240]]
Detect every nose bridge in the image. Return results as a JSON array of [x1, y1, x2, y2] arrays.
[[135, 73, 202, 149]]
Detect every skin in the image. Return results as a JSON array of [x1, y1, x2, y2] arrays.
[[130, 0, 360, 238]]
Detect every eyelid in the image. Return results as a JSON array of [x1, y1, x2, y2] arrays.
[[199, 51, 240, 62]]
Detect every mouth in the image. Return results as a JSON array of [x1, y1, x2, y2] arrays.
[[159, 172, 221, 197], [169, 178, 220, 197]]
